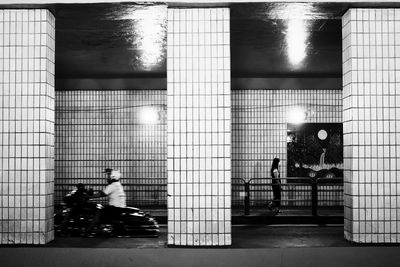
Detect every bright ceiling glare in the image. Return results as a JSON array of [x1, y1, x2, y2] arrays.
[[287, 107, 307, 124], [270, 3, 314, 67], [139, 106, 159, 124], [135, 6, 166, 69], [286, 19, 308, 67], [119, 5, 167, 70], [267, 3, 320, 20]]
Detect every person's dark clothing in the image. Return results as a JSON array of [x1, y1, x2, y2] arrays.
[[63, 188, 89, 208], [60, 187, 89, 232], [271, 172, 282, 207], [102, 206, 123, 222]]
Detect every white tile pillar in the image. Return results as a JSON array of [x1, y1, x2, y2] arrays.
[[0, 9, 55, 244], [343, 8, 400, 243], [167, 8, 231, 246]]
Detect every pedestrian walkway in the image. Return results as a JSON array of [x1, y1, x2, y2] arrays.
[[1, 225, 399, 267], [43, 225, 348, 249]]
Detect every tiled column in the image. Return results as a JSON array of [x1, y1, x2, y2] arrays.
[[0, 9, 55, 244], [343, 8, 399, 243], [167, 8, 231, 246]]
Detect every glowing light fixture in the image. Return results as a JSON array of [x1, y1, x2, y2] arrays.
[[287, 107, 307, 124], [139, 106, 159, 124]]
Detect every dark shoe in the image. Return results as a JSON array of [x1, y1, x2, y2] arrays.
[[267, 201, 274, 211], [274, 209, 281, 214]]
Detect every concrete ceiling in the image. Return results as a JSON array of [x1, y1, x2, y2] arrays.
[[54, 3, 167, 79], [230, 3, 345, 78], [47, 2, 395, 80]]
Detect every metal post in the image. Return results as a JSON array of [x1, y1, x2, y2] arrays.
[[311, 179, 318, 217], [244, 181, 250, 215]]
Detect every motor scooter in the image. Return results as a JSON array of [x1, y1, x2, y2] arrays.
[[54, 187, 160, 237]]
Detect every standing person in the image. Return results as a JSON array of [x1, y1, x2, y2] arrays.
[[267, 158, 281, 214], [85, 168, 126, 236]]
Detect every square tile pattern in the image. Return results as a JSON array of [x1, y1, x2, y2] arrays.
[[55, 90, 167, 207], [343, 8, 400, 243], [167, 8, 231, 246], [4, 6, 398, 246], [0, 9, 55, 244], [231, 90, 342, 207], [54, 89, 342, 212]]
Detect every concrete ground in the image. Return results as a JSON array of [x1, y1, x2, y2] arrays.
[[2, 225, 400, 267], [3, 208, 399, 267], [43, 225, 349, 248], [2, 246, 400, 267], [43, 206, 346, 249]]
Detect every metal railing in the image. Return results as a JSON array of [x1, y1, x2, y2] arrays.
[[232, 177, 344, 216], [56, 177, 343, 215]]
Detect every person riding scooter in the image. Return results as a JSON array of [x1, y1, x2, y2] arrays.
[[59, 183, 91, 234], [63, 183, 90, 207], [85, 168, 127, 236]]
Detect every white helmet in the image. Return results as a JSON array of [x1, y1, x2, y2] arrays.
[[110, 170, 122, 181]]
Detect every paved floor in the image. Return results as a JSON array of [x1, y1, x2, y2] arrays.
[[3, 225, 400, 267], [43, 225, 349, 248], [232, 225, 350, 248]]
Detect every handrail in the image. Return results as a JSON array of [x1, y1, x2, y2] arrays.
[[235, 177, 344, 216], [247, 177, 343, 184]]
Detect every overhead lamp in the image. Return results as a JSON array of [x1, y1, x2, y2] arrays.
[[287, 107, 307, 124], [139, 106, 159, 124]]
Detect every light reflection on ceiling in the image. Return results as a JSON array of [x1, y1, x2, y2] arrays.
[[264, 2, 333, 20], [55, 3, 168, 78], [272, 4, 316, 67], [115, 5, 167, 70], [54, 2, 351, 79], [286, 19, 309, 67], [230, 2, 344, 77]]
